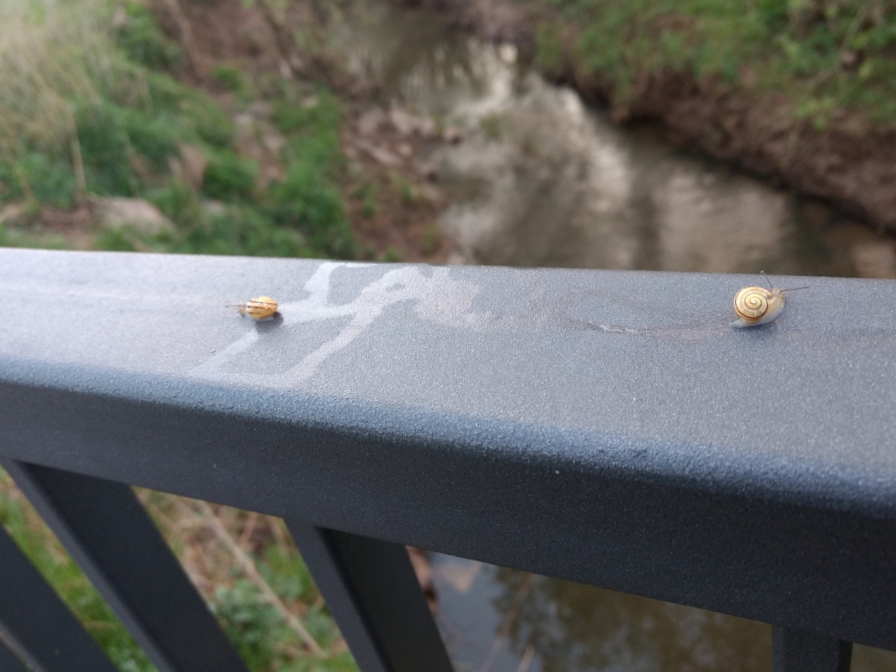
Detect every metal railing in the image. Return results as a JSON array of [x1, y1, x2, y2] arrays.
[[1, 248, 894, 672]]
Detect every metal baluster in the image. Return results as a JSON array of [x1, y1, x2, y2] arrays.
[[287, 521, 454, 672], [0, 523, 116, 671], [0, 637, 29, 672], [1, 459, 249, 672], [773, 626, 852, 672]]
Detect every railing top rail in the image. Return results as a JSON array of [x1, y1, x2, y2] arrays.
[[2, 249, 894, 512], [2, 248, 896, 648]]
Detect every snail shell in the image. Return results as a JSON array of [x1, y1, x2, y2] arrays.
[[731, 286, 786, 328], [234, 296, 279, 321]]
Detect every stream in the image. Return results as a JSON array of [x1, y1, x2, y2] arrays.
[[347, 2, 896, 277], [341, 4, 896, 671]]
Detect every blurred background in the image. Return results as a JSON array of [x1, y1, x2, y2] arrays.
[[2, 0, 895, 669]]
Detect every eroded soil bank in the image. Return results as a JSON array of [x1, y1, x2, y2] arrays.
[[408, 0, 896, 233]]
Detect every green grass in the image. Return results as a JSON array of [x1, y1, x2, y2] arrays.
[[528, 0, 896, 126], [0, 468, 359, 671], [0, 0, 357, 261], [98, 188, 315, 258], [94, 85, 357, 260], [0, 0, 229, 204], [265, 89, 357, 258], [212, 66, 248, 95], [14, 153, 78, 208], [0, 468, 155, 671], [0, 226, 73, 250], [115, 1, 183, 72], [214, 557, 357, 672], [352, 183, 379, 219], [202, 152, 259, 201]]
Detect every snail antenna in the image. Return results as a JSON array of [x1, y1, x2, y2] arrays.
[[761, 270, 808, 292]]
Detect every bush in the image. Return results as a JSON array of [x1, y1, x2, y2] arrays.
[[202, 152, 258, 201], [0, 160, 23, 204], [274, 91, 341, 135], [75, 99, 184, 196], [147, 182, 203, 225], [115, 1, 182, 72], [266, 158, 356, 259], [212, 66, 246, 93], [178, 207, 311, 258], [214, 581, 285, 669], [145, 74, 235, 149], [18, 153, 78, 208], [266, 90, 356, 259]]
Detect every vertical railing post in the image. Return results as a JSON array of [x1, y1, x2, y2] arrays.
[[1, 459, 250, 672], [0, 638, 29, 672], [287, 521, 454, 672], [0, 523, 116, 671], [773, 626, 852, 672]]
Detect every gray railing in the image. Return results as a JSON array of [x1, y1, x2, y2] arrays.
[[1, 248, 894, 672]]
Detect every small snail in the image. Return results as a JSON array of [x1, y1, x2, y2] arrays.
[[227, 296, 279, 321], [731, 273, 808, 328]]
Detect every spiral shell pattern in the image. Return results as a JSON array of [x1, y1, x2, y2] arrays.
[[732, 286, 785, 327]]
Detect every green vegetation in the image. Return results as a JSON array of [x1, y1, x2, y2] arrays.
[[202, 153, 259, 201], [0, 0, 356, 260], [352, 183, 379, 219], [0, 468, 154, 670], [529, 0, 896, 126], [0, 468, 359, 671], [115, 0, 183, 71], [212, 66, 247, 94], [214, 569, 356, 672]]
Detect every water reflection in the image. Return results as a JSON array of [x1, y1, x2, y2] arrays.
[[490, 568, 770, 672], [347, 3, 896, 278], [433, 556, 894, 672]]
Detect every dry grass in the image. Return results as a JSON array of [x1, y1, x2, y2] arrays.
[[0, 0, 143, 185]]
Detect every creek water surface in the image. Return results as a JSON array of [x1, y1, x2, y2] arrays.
[[343, 4, 896, 671], [349, 3, 896, 278]]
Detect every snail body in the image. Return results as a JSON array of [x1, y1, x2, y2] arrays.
[[229, 296, 279, 321], [731, 286, 786, 328]]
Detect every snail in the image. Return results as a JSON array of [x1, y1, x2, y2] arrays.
[[227, 296, 279, 321], [731, 273, 808, 328]]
